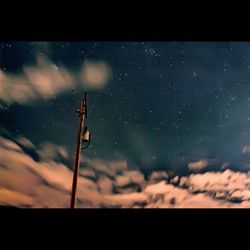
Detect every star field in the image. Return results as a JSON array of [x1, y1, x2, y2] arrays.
[[1, 42, 250, 173]]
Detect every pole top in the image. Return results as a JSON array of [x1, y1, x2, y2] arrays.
[[75, 92, 87, 117]]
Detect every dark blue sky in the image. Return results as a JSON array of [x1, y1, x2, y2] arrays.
[[1, 42, 250, 173]]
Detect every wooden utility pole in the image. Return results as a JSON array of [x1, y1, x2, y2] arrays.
[[70, 92, 88, 209]]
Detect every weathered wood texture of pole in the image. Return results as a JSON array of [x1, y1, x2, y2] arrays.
[[70, 94, 86, 209]]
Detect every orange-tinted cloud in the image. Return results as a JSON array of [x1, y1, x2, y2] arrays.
[[0, 55, 112, 105], [188, 159, 208, 171], [1, 136, 250, 208], [79, 61, 112, 90]]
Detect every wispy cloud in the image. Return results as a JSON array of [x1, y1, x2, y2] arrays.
[[37, 142, 69, 161], [188, 159, 209, 171], [0, 55, 74, 104], [79, 61, 112, 90], [242, 146, 250, 154], [0, 55, 112, 105]]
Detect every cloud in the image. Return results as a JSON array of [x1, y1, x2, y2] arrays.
[[37, 142, 69, 161], [148, 171, 169, 183], [113, 170, 145, 194], [242, 146, 250, 154], [100, 192, 150, 208], [115, 170, 144, 187], [0, 56, 112, 105], [79, 61, 112, 90], [97, 175, 113, 194], [0, 136, 149, 208], [0, 188, 34, 207], [188, 169, 250, 193], [0, 137, 23, 152], [79, 167, 96, 180], [230, 189, 250, 201], [23, 56, 74, 99], [84, 157, 127, 178], [144, 180, 242, 208], [16, 136, 35, 149], [0, 136, 99, 208], [188, 159, 209, 171], [2, 135, 250, 208], [0, 55, 74, 105], [143, 170, 250, 207], [144, 181, 171, 195]]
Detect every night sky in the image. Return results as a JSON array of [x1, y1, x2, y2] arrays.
[[1, 42, 250, 174]]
